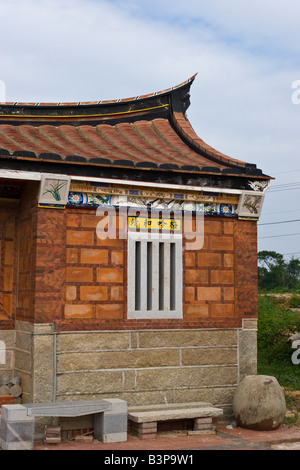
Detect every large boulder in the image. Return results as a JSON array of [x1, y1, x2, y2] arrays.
[[233, 375, 286, 430]]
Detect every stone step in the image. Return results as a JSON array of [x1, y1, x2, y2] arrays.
[[128, 403, 223, 424], [128, 401, 212, 413]]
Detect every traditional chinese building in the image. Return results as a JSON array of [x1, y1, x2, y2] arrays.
[[0, 75, 270, 419]]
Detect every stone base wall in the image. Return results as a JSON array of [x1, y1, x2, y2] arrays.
[[14, 321, 33, 403], [24, 320, 257, 421]]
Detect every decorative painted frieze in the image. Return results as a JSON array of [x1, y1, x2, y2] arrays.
[[36, 178, 263, 220], [68, 191, 238, 216]]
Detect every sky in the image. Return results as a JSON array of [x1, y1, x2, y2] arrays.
[[0, 0, 300, 258]]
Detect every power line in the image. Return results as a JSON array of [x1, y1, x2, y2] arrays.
[[258, 218, 300, 226], [258, 232, 300, 239], [268, 186, 300, 193], [270, 181, 300, 187], [272, 169, 300, 175], [267, 182, 300, 193], [262, 209, 297, 216]]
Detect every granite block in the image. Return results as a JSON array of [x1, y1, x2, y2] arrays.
[[102, 398, 127, 415], [1, 405, 29, 421], [1, 420, 35, 443], [94, 412, 127, 441], [101, 432, 127, 444]]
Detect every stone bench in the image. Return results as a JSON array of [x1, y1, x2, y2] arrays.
[[128, 402, 223, 439], [0, 398, 127, 450]]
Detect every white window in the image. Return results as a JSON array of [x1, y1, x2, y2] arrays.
[[127, 233, 182, 319]]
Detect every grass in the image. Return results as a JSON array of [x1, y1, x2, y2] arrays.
[[257, 294, 300, 427]]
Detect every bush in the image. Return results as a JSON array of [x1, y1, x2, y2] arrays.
[[290, 295, 300, 309], [258, 296, 300, 361], [257, 296, 300, 389]]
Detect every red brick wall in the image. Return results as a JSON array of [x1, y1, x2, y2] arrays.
[[53, 208, 257, 331], [234, 218, 258, 318], [34, 207, 66, 322], [0, 203, 18, 329], [0, 203, 257, 331], [16, 183, 39, 323], [183, 218, 235, 320], [64, 209, 125, 323]]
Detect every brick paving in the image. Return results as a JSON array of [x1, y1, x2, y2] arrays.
[[34, 425, 300, 451]]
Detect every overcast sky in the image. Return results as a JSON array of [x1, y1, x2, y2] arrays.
[[1, 0, 300, 257]]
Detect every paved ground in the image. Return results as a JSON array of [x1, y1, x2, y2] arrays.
[[34, 424, 300, 451]]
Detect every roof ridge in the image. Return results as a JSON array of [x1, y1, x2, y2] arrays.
[[0, 74, 198, 108]]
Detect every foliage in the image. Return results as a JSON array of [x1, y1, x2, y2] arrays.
[[257, 296, 300, 390], [258, 250, 300, 292], [290, 294, 300, 309]]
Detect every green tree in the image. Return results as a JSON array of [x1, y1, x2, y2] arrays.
[[286, 257, 300, 289], [258, 250, 300, 291]]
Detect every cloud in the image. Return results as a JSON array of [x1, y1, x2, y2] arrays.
[[113, 0, 300, 58], [0, 0, 299, 254]]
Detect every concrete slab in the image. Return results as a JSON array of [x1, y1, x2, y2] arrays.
[[129, 406, 223, 423], [24, 400, 111, 417]]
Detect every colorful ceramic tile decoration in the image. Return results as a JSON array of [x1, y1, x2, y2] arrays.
[[68, 192, 237, 216], [196, 203, 237, 216], [68, 192, 112, 206]]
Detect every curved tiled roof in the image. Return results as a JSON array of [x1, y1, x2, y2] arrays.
[[0, 75, 268, 178]]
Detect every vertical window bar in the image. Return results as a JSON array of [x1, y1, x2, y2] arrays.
[[163, 242, 171, 311], [135, 241, 141, 311], [147, 242, 152, 311], [151, 240, 160, 311], [170, 242, 176, 310], [159, 243, 164, 310]]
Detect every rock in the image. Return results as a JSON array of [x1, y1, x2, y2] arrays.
[[0, 385, 10, 395], [0, 374, 11, 386], [9, 384, 22, 398], [10, 377, 21, 386], [226, 421, 237, 429], [233, 375, 286, 431]]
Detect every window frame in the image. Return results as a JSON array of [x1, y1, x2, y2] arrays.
[[127, 232, 183, 319]]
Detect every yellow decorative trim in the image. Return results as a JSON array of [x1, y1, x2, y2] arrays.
[[128, 216, 181, 231], [38, 204, 66, 209]]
